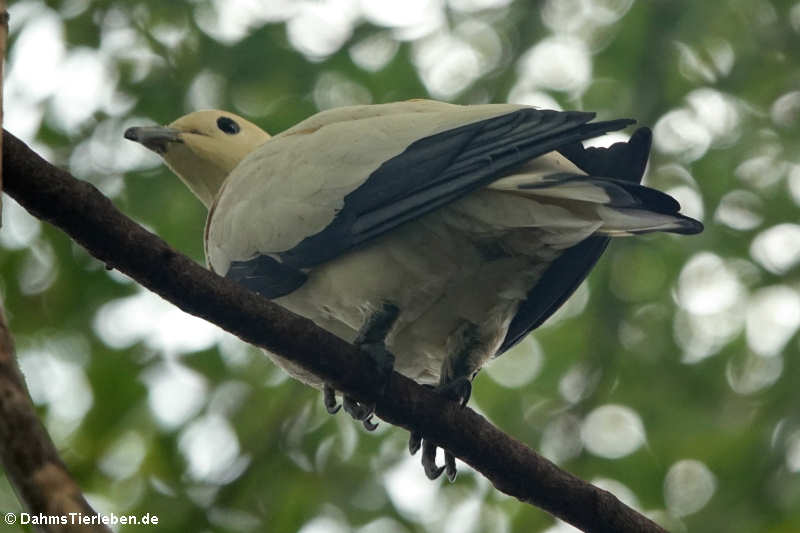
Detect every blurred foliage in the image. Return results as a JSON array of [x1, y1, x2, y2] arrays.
[[2, 0, 800, 532]]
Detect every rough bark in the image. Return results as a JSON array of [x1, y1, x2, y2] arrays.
[[0, 307, 111, 533]]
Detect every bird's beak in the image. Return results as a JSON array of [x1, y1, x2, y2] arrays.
[[124, 126, 183, 154]]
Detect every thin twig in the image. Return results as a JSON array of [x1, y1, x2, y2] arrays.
[[2, 131, 668, 533]]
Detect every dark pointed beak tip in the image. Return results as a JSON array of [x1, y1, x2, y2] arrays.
[[123, 126, 181, 154], [123, 127, 139, 141]]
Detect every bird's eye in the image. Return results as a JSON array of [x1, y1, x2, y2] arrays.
[[217, 116, 240, 135]]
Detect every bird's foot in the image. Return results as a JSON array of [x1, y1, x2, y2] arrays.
[[407, 378, 472, 482], [437, 376, 472, 406], [321, 336, 396, 432], [343, 395, 378, 431], [408, 433, 458, 482], [323, 384, 378, 431]]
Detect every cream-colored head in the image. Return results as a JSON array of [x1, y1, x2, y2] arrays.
[[125, 110, 271, 208]]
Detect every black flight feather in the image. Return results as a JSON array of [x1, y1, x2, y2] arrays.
[[496, 127, 653, 355]]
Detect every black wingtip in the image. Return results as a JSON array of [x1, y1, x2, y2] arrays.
[[557, 122, 653, 183], [672, 215, 705, 235], [628, 127, 652, 156], [575, 117, 637, 140], [607, 117, 637, 129], [631, 126, 652, 142]]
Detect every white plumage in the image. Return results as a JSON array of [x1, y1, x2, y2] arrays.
[[125, 99, 702, 479]]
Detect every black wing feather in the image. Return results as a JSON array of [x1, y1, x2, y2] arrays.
[[225, 255, 308, 299], [517, 173, 680, 214], [496, 127, 653, 355]]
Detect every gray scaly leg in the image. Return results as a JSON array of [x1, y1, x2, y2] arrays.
[[324, 303, 398, 431], [410, 322, 480, 482]]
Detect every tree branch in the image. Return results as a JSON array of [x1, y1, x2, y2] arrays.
[[0, 6, 107, 531], [0, 1, 6, 221], [0, 307, 111, 532], [2, 131, 668, 533]]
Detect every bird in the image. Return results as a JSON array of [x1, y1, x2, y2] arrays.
[[124, 99, 703, 481]]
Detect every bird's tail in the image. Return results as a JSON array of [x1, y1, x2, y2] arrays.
[[518, 172, 702, 235], [489, 171, 703, 236]]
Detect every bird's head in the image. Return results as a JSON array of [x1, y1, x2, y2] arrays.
[[124, 110, 271, 208]]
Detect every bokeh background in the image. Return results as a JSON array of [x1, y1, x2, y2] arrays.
[[2, 0, 799, 531]]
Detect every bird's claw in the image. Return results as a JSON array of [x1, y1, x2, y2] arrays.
[[444, 451, 457, 482], [321, 385, 379, 430], [422, 440, 446, 480], [409, 431, 422, 455], [408, 378, 470, 481], [343, 395, 378, 431], [362, 415, 378, 431], [323, 383, 341, 414], [417, 440, 458, 481]]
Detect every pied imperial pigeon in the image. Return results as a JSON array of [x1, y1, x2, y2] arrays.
[[125, 99, 702, 481]]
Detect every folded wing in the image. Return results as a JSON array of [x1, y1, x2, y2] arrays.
[[276, 108, 636, 269]]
